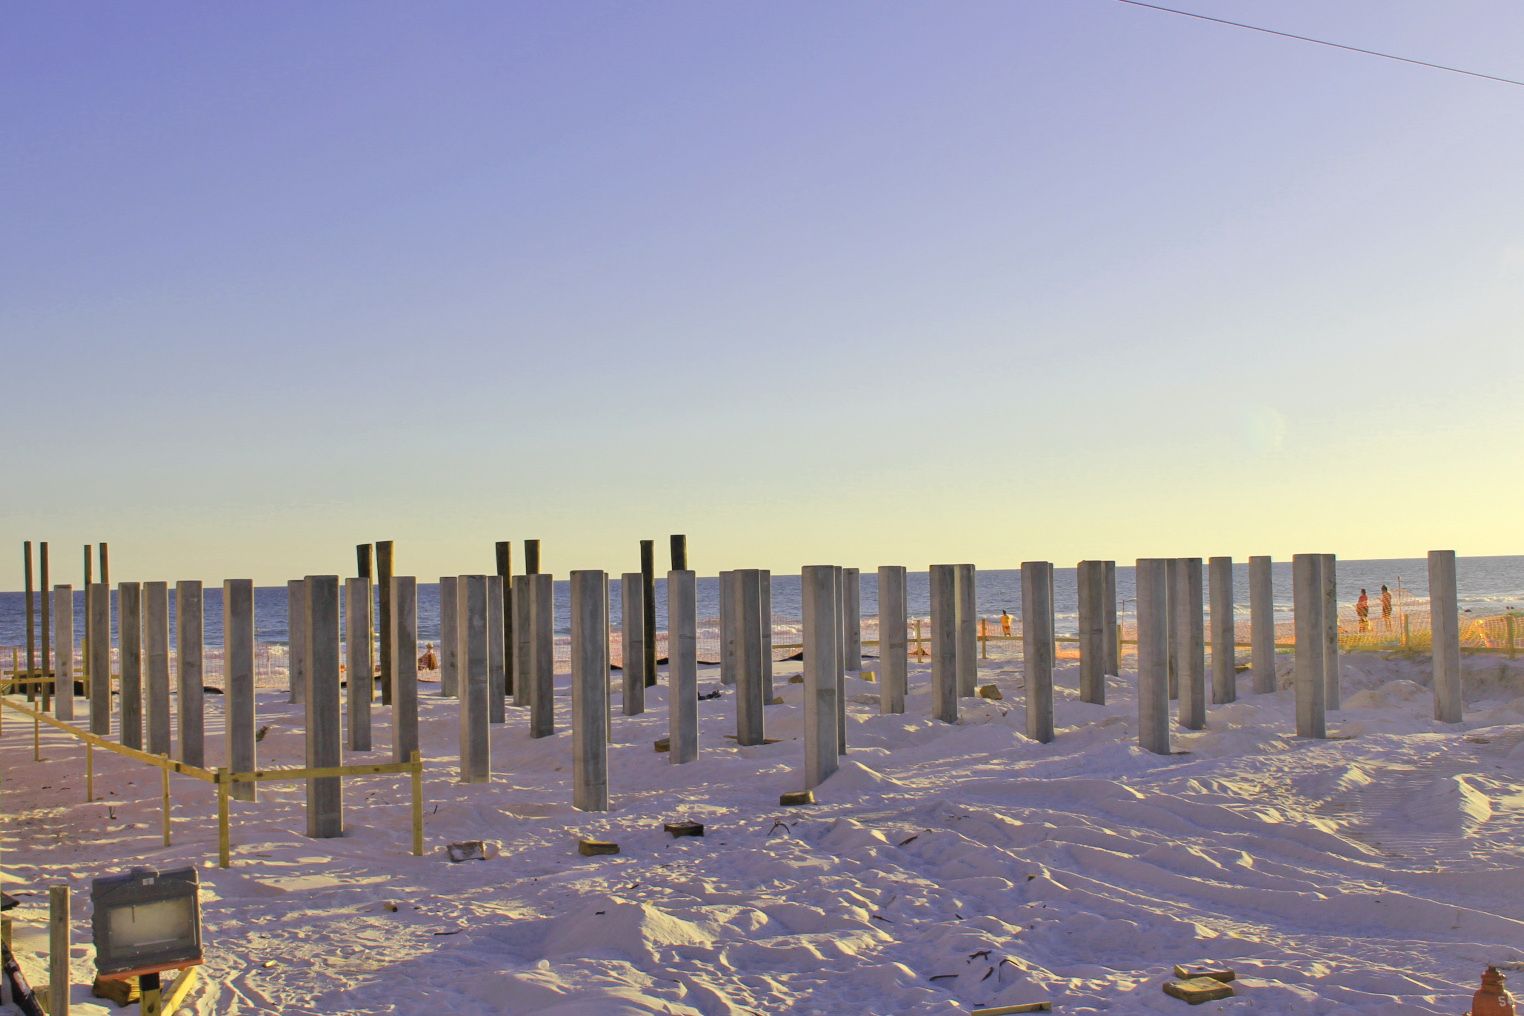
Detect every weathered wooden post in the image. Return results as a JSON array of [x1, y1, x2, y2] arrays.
[[571, 570, 609, 811], [1249, 555, 1275, 694], [802, 564, 840, 788], [487, 575, 506, 724], [144, 581, 171, 755], [955, 564, 977, 698], [344, 577, 373, 751], [287, 579, 308, 705], [930, 564, 959, 724], [225, 578, 258, 801], [1022, 562, 1055, 743], [735, 569, 765, 746], [1174, 558, 1206, 731], [1209, 556, 1236, 704], [495, 541, 513, 700], [176, 580, 204, 767], [119, 582, 143, 747], [621, 573, 646, 715], [525, 539, 542, 575], [377, 540, 395, 706], [529, 572, 554, 738], [305, 576, 343, 837], [49, 883, 69, 1016], [1136, 559, 1171, 754], [1292, 553, 1327, 739], [640, 539, 657, 689], [88, 582, 111, 735], [668, 569, 698, 764], [878, 565, 907, 714], [1321, 553, 1340, 711], [392, 576, 419, 764], [438, 576, 459, 697], [356, 543, 372, 579], [457, 575, 491, 783], [670, 535, 688, 571], [1428, 549, 1462, 723], [52, 584, 74, 719], [1077, 560, 1107, 704]]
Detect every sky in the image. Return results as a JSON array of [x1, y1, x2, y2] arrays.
[[2, 1, 1521, 587]]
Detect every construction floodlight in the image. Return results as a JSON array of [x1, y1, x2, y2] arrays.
[[90, 866, 203, 979]]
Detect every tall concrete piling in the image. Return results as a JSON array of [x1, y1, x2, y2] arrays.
[[88, 582, 110, 735], [525, 539, 541, 575], [529, 572, 555, 738], [720, 570, 736, 686], [930, 564, 959, 724], [842, 568, 862, 671], [735, 569, 765, 746], [1292, 554, 1327, 739], [878, 565, 908, 714], [1022, 562, 1056, 742], [512, 575, 532, 708], [670, 534, 688, 571], [1103, 560, 1120, 676], [1321, 553, 1340, 711], [119, 582, 143, 747], [377, 540, 395, 706], [1209, 556, 1236, 704], [39, 543, 50, 709], [144, 581, 171, 756], [52, 585, 74, 719], [344, 577, 373, 752], [439, 576, 459, 698], [225, 579, 258, 801], [668, 569, 699, 764], [831, 566, 847, 753], [640, 539, 658, 689], [495, 542, 514, 701], [1248, 555, 1275, 694], [83, 548, 93, 704], [955, 564, 977, 698], [1136, 559, 1171, 755], [391, 576, 419, 764], [1174, 558, 1206, 731], [176, 580, 204, 767], [1165, 558, 1179, 700], [621, 573, 646, 716], [1077, 560, 1108, 705], [457, 575, 491, 783], [761, 570, 774, 702], [570, 571, 610, 811], [1428, 549, 1463, 723], [287, 579, 308, 705], [305, 576, 343, 838], [802, 565, 840, 788], [487, 575, 506, 724], [23, 541, 35, 702]]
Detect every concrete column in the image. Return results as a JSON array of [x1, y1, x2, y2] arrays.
[[144, 581, 171, 755], [761, 570, 774, 702], [878, 565, 907, 714], [571, 570, 609, 811], [1321, 553, 1340, 711], [1077, 560, 1107, 705], [720, 570, 736, 686], [1021, 562, 1055, 743], [175, 581, 204, 766], [1165, 558, 1179, 700], [457, 575, 491, 782], [639, 540, 657, 689], [955, 564, 977, 698], [1136, 559, 1171, 754], [735, 569, 765, 746], [512, 575, 531, 708], [344, 577, 373, 752], [1174, 558, 1206, 730], [304, 576, 343, 838], [667, 569, 699, 764], [1103, 561, 1119, 676], [842, 567, 862, 670], [88, 582, 111, 735], [1292, 554, 1327, 739], [287, 579, 308, 705], [929, 564, 959, 724], [529, 572, 555, 738], [487, 575, 506, 724], [495, 542, 514, 699], [52, 585, 74, 719], [802, 565, 840, 788], [119, 582, 142, 747], [225, 578, 257, 801], [1209, 556, 1236, 705], [376, 540, 395, 706], [391, 576, 419, 764], [1428, 549, 1463, 723], [621, 573, 646, 716], [438, 576, 459, 698], [832, 566, 846, 753], [1248, 556, 1275, 694]]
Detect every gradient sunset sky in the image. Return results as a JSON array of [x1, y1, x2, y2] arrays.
[[3, 2, 1521, 586]]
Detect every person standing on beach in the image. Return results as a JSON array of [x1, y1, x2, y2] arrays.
[[1000, 609, 1012, 636], [1356, 589, 1370, 632], [1380, 585, 1393, 630]]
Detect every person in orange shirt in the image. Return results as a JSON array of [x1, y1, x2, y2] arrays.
[[1000, 609, 1012, 636], [1356, 589, 1370, 632]]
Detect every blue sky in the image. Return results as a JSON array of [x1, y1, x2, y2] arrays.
[[3, 2, 1521, 586]]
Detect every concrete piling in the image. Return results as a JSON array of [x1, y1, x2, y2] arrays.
[[119, 582, 142, 747], [735, 569, 765, 746], [1428, 549, 1463, 723], [392, 576, 419, 764], [1248, 555, 1275, 694], [344, 577, 373, 752], [439, 576, 459, 698], [287, 579, 308, 705], [1136, 559, 1171, 755], [225, 578, 257, 801], [667, 569, 698, 764], [802, 565, 840, 788], [1209, 556, 1236, 704], [930, 564, 959, 724], [88, 582, 110, 735], [487, 575, 506, 724], [1077, 560, 1108, 705], [955, 564, 977, 698], [878, 565, 907, 714], [1292, 554, 1327, 739], [1321, 553, 1340, 711], [621, 573, 646, 715], [457, 575, 491, 782], [1021, 562, 1055, 743], [52, 585, 73, 719], [1174, 558, 1206, 731], [842, 567, 862, 671], [571, 570, 610, 811], [305, 576, 343, 838], [529, 572, 554, 738], [144, 581, 171, 755], [176, 580, 204, 767]]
